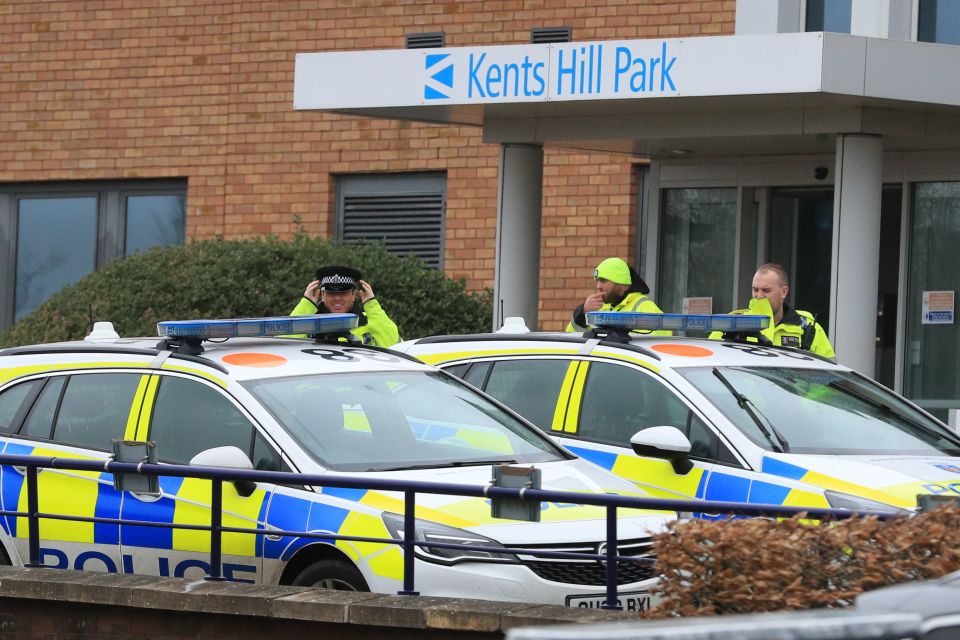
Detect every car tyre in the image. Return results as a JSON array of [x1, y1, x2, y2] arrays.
[[292, 559, 369, 591]]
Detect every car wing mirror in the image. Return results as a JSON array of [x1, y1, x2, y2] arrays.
[[630, 426, 694, 475], [190, 446, 257, 497]]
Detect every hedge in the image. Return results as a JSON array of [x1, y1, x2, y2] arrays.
[[646, 507, 960, 618], [0, 236, 492, 347]]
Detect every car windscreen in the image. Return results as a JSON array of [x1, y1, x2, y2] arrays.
[[242, 370, 568, 471], [679, 366, 960, 456]]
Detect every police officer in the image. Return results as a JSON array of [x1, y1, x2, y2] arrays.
[[725, 263, 835, 359], [290, 265, 400, 347], [566, 257, 669, 334]]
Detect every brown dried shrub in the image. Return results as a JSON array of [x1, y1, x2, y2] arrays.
[[645, 506, 960, 618]]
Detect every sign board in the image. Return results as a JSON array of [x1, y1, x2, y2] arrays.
[[682, 297, 713, 315], [294, 33, 825, 110], [922, 290, 954, 325]]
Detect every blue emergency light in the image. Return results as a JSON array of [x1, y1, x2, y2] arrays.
[[586, 311, 770, 333], [157, 314, 359, 340]]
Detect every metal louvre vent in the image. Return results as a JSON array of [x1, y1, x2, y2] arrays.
[[341, 192, 444, 268], [507, 538, 656, 587], [531, 26, 572, 44], [406, 32, 445, 49]]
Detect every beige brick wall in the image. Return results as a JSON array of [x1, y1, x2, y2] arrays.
[[0, 0, 735, 330]]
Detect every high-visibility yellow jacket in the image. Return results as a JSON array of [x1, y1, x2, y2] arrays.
[[290, 297, 400, 347], [565, 291, 671, 336], [711, 303, 835, 359]]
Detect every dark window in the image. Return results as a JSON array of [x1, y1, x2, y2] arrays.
[[919, 0, 960, 45], [150, 376, 257, 465], [0, 379, 43, 433], [462, 361, 492, 388], [443, 363, 471, 380], [577, 362, 735, 463], [483, 360, 570, 430], [336, 173, 446, 269], [21, 376, 66, 440], [805, 0, 852, 33], [0, 180, 186, 331], [52, 374, 141, 450]]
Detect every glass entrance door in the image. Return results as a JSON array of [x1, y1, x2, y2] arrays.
[[767, 185, 902, 388]]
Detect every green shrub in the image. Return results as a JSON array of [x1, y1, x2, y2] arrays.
[[0, 236, 491, 347]]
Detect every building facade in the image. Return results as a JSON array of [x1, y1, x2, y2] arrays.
[[5, 0, 960, 420]]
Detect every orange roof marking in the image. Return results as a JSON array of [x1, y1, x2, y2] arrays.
[[221, 352, 288, 367], [651, 344, 714, 358]]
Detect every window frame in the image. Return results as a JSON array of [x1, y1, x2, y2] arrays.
[[0, 179, 187, 331]]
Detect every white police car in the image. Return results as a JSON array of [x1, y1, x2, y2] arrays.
[[0, 314, 668, 608], [395, 312, 960, 515]]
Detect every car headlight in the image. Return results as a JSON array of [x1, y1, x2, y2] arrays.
[[381, 512, 518, 565], [824, 490, 910, 515]]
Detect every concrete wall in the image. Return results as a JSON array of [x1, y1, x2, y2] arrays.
[[0, 566, 639, 639]]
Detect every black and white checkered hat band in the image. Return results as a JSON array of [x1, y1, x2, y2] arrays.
[[321, 274, 356, 287]]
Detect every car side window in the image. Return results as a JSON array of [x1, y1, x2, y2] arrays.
[[0, 379, 43, 433], [149, 376, 258, 465], [483, 359, 570, 431], [443, 363, 470, 380], [578, 362, 737, 464], [21, 376, 66, 439], [461, 362, 491, 389], [52, 373, 142, 450]]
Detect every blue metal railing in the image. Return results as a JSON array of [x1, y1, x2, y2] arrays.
[[0, 452, 897, 610]]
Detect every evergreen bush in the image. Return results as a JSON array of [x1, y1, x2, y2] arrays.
[[0, 236, 491, 347]]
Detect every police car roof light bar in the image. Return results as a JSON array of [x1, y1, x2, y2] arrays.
[[586, 311, 770, 333], [157, 314, 359, 341]]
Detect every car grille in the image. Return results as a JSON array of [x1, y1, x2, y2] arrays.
[[506, 538, 656, 586]]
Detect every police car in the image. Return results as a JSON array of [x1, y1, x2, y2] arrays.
[[395, 312, 960, 515], [0, 314, 669, 608]]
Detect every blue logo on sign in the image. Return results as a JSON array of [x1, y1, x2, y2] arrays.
[[424, 53, 453, 100]]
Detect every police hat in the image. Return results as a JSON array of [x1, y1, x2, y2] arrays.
[[315, 266, 362, 292]]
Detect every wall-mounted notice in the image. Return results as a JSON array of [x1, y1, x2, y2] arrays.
[[922, 290, 954, 324], [683, 297, 713, 315]]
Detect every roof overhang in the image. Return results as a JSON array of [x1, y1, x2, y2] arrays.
[[294, 32, 960, 158]]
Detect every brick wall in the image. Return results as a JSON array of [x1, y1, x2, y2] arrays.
[[0, 0, 735, 330]]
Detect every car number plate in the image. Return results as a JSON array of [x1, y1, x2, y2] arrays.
[[565, 591, 653, 613]]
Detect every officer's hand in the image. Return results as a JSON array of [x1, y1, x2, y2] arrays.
[[358, 280, 375, 303], [583, 293, 604, 313], [304, 280, 321, 304]]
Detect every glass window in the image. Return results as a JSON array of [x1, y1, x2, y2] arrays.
[[919, 0, 960, 45], [682, 366, 960, 455], [21, 376, 66, 439], [53, 374, 141, 450], [483, 360, 570, 430], [150, 376, 256, 465], [15, 197, 97, 320], [443, 363, 471, 380], [905, 182, 960, 419], [0, 379, 43, 433], [0, 180, 187, 332], [578, 362, 713, 447], [125, 194, 185, 256], [462, 361, 491, 388], [805, 0, 852, 33], [659, 188, 738, 316], [244, 371, 566, 472]]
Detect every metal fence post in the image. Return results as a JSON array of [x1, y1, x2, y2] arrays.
[[601, 504, 621, 610], [25, 465, 40, 568], [206, 479, 225, 581], [398, 490, 419, 595]]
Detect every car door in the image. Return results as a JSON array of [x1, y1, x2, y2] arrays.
[[448, 356, 745, 502], [118, 372, 280, 583], [0, 371, 145, 572]]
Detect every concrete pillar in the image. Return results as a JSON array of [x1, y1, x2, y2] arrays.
[[493, 144, 543, 331], [830, 134, 883, 376]]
